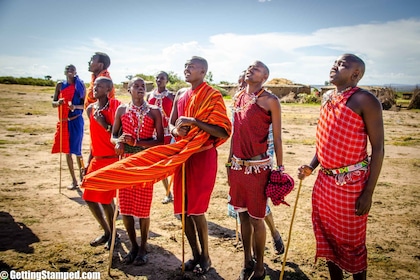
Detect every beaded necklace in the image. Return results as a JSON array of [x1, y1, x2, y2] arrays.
[[152, 89, 169, 118], [93, 100, 109, 117], [232, 88, 265, 113], [128, 101, 150, 140], [322, 86, 353, 107]]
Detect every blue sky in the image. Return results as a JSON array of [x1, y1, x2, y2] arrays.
[[0, 0, 419, 86]]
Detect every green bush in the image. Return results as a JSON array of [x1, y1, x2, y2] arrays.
[[0, 76, 55, 86]]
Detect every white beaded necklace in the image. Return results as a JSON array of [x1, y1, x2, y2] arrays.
[[232, 88, 265, 113], [322, 86, 353, 107], [128, 101, 150, 140], [93, 100, 109, 117]]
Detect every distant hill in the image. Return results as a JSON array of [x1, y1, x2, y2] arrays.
[[383, 84, 419, 92]]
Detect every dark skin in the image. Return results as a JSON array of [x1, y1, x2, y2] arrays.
[[111, 78, 164, 262], [88, 55, 105, 77], [146, 72, 174, 202], [298, 54, 384, 280], [52, 65, 85, 188], [228, 61, 283, 279], [85, 78, 115, 246], [168, 58, 229, 273]]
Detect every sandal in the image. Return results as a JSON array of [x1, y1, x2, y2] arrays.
[[133, 254, 148, 266], [67, 183, 79, 190], [161, 194, 173, 204], [89, 235, 108, 247], [193, 259, 211, 276], [248, 269, 266, 280], [122, 251, 136, 264], [183, 259, 198, 271], [273, 235, 285, 255], [238, 260, 255, 280], [104, 234, 120, 250]]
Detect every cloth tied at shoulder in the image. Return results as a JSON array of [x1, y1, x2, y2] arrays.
[[265, 171, 295, 206]]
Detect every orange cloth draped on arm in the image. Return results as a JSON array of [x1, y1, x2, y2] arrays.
[[84, 70, 115, 108], [81, 83, 231, 191]]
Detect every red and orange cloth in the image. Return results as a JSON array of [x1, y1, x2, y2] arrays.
[[84, 70, 115, 108], [81, 82, 231, 191]]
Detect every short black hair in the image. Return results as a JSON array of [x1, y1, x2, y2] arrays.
[[95, 52, 111, 69], [343, 53, 365, 79], [128, 77, 145, 88], [188, 56, 208, 73], [156, 71, 169, 80], [64, 64, 76, 71], [95, 76, 113, 90]]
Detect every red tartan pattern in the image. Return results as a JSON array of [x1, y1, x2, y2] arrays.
[[314, 87, 369, 273], [119, 184, 153, 218], [119, 107, 155, 217], [316, 87, 367, 169]]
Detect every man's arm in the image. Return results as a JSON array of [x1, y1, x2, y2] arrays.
[[175, 117, 229, 139], [52, 82, 63, 107], [267, 95, 283, 167], [353, 91, 385, 215]]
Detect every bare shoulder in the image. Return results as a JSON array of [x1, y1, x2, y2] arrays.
[[174, 87, 189, 101], [116, 103, 128, 114], [149, 104, 160, 111], [261, 89, 280, 103], [354, 88, 381, 106], [347, 88, 382, 115]]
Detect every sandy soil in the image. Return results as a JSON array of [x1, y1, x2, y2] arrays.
[[0, 84, 419, 280]]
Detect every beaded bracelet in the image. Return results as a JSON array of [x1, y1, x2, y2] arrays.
[[274, 165, 285, 172]]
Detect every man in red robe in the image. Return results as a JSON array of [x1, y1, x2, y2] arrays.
[[51, 64, 85, 189], [169, 56, 230, 276], [83, 77, 121, 250], [84, 52, 115, 108], [298, 54, 384, 280], [227, 61, 284, 280]]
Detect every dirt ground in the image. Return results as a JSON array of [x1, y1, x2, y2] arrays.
[[0, 84, 419, 280]]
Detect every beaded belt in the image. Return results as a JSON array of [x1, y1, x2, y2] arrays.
[[320, 159, 369, 176], [124, 145, 145, 154], [231, 154, 272, 174]]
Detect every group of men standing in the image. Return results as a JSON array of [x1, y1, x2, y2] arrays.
[[52, 52, 384, 280]]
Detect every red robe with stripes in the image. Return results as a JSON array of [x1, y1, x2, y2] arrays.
[[313, 87, 369, 273], [81, 82, 231, 192]]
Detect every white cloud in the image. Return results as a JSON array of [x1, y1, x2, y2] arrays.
[[0, 19, 419, 86]]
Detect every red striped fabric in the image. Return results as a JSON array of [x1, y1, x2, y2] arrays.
[[81, 83, 231, 191]]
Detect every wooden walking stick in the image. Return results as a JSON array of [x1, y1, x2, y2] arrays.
[[59, 103, 63, 194], [279, 179, 303, 280], [108, 189, 119, 276], [181, 163, 186, 273]]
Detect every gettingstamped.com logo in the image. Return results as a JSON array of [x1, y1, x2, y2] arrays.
[[0, 270, 101, 280]]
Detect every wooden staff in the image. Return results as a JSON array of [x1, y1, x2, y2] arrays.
[[108, 189, 119, 276], [279, 179, 303, 280], [59, 102, 63, 194], [181, 163, 186, 273]]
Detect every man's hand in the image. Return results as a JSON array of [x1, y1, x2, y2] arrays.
[[298, 165, 313, 180], [355, 191, 373, 216]]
